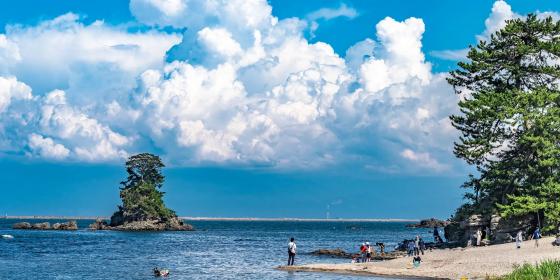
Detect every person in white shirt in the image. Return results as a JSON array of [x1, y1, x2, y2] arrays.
[[366, 242, 373, 262], [288, 237, 296, 265], [515, 230, 523, 249], [476, 228, 482, 246]]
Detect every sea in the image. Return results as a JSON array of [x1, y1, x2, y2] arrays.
[[0, 219, 435, 280]]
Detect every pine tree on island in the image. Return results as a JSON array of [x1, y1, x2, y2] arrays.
[[108, 153, 193, 231]]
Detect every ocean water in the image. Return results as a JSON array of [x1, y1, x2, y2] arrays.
[[0, 219, 435, 280]]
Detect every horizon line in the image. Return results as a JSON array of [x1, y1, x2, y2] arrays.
[[0, 215, 420, 222]]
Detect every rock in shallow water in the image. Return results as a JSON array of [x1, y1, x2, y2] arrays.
[[52, 221, 78, 230], [310, 248, 352, 258], [309, 248, 402, 261], [89, 218, 111, 230], [406, 218, 449, 228], [13, 221, 77, 230], [112, 218, 194, 231], [31, 222, 51, 230], [12, 222, 32, 229]]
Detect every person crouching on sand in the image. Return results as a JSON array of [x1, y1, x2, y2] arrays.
[[287, 237, 296, 266], [412, 255, 421, 267]]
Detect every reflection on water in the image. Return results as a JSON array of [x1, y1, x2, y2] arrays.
[[0, 219, 433, 280]]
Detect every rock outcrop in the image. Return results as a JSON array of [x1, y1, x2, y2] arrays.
[[406, 218, 449, 228], [13, 221, 77, 230], [88, 218, 111, 230], [52, 221, 78, 230], [31, 222, 51, 230], [309, 248, 403, 261], [111, 217, 193, 231], [90, 216, 192, 231], [310, 248, 352, 258], [444, 214, 534, 246], [13, 222, 32, 229]]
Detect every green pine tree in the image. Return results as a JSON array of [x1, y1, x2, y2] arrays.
[[110, 153, 177, 226], [448, 15, 560, 231]]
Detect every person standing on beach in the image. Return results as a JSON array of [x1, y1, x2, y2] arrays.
[[365, 242, 372, 262], [414, 236, 420, 256], [360, 243, 367, 263], [433, 227, 441, 243], [407, 240, 415, 257], [476, 228, 482, 246], [376, 242, 385, 257], [515, 230, 523, 249], [287, 237, 296, 266], [533, 227, 541, 248], [418, 237, 425, 255]]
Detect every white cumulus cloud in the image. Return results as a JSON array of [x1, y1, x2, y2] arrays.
[[28, 133, 70, 160], [4, 0, 543, 173], [0, 76, 31, 114], [4, 13, 180, 98]]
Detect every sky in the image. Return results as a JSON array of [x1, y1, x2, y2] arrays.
[[0, 0, 558, 219]]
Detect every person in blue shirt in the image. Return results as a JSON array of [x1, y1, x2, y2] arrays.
[[407, 240, 415, 257], [533, 227, 541, 248]]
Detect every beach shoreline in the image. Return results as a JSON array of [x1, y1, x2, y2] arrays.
[[280, 265, 444, 279], [278, 237, 560, 279]]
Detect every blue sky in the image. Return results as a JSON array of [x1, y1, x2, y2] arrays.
[[0, 0, 558, 219]]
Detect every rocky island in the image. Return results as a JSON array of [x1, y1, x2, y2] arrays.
[[90, 153, 193, 231]]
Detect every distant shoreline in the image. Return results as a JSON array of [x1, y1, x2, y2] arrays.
[[1, 216, 419, 222]]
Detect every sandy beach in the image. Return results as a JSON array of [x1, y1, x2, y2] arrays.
[[279, 236, 560, 279]]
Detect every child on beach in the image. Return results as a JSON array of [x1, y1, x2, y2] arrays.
[[351, 253, 361, 263], [412, 256, 421, 267]]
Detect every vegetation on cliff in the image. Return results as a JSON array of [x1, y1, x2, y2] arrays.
[[448, 15, 560, 232]]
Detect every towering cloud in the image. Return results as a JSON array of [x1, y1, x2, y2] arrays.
[[3, 0, 549, 173]]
